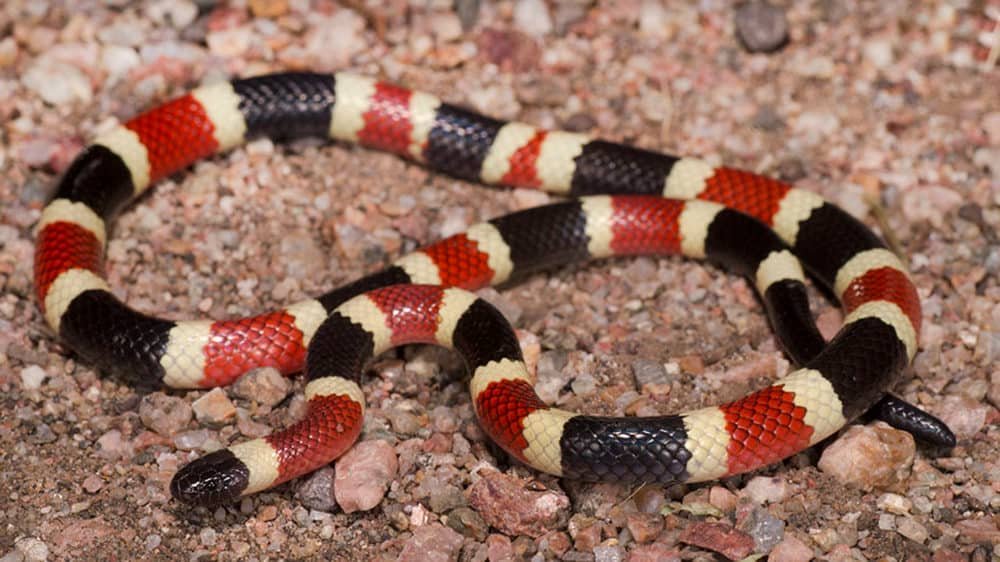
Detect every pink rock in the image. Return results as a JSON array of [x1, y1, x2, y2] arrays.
[[677, 522, 755, 560], [769, 535, 814, 562], [96, 429, 129, 460], [817, 422, 915, 491], [485, 533, 514, 562], [139, 392, 192, 435], [334, 440, 398, 513], [954, 518, 1000, 543], [709, 485, 738, 513], [932, 395, 990, 438], [742, 476, 791, 504], [397, 524, 464, 562], [232, 367, 291, 407], [191, 388, 236, 424], [466, 470, 570, 538], [625, 512, 664, 543], [627, 543, 682, 562]]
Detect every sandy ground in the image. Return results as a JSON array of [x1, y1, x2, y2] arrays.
[[1, 1, 998, 561]]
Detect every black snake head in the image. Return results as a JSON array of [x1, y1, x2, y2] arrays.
[[170, 449, 250, 507]]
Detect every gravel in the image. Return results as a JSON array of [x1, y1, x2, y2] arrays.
[[1, 1, 997, 560]]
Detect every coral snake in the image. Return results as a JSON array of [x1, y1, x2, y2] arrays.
[[32, 72, 954, 507]]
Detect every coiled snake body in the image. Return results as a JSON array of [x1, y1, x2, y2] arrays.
[[33, 73, 952, 507]]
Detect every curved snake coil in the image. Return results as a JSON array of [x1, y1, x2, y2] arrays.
[[33, 72, 952, 507]]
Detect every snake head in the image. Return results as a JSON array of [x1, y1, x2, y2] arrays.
[[170, 449, 250, 507]]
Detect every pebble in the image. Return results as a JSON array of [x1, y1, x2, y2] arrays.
[[82, 474, 103, 494], [638, 0, 670, 38], [248, 0, 288, 18], [139, 393, 192, 435], [738, 506, 785, 553], [466, 470, 570, 538], [742, 475, 790, 504], [628, 544, 682, 562], [513, 0, 553, 36], [593, 545, 624, 562], [631, 358, 671, 389], [895, 516, 928, 544], [768, 534, 814, 562], [396, 524, 464, 562], [231, 367, 291, 407], [296, 466, 337, 512], [876, 492, 912, 515], [14, 537, 48, 562], [485, 533, 514, 562], [334, 440, 398, 513], [21, 56, 92, 105], [191, 388, 236, 424], [624, 512, 663, 543], [934, 395, 989, 438], [19, 365, 47, 390], [817, 422, 915, 490], [445, 506, 488, 540], [96, 429, 128, 460], [734, 1, 788, 53], [172, 429, 215, 451], [678, 521, 755, 560]]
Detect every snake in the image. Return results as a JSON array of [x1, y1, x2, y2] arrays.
[[32, 72, 954, 508]]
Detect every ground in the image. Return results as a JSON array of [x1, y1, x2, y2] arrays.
[[0, 1, 998, 561]]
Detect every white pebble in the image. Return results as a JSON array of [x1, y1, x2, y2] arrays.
[[22, 57, 92, 105], [514, 0, 553, 36], [20, 365, 47, 390], [15, 537, 49, 562], [101, 45, 140, 82]]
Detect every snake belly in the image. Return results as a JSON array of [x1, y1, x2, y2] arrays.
[[33, 72, 922, 507]]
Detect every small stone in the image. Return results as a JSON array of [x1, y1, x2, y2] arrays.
[[954, 518, 1000, 544], [19, 365, 47, 390], [396, 524, 464, 562], [191, 388, 236, 424], [139, 393, 193, 435], [172, 429, 214, 451], [82, 475, 103, 494], [385, 409, 421, 435], [96, 429, 128, 460], [625, 512, 664, 543], [231, 368, 291, 407], [22, 56, 93, 105], [817, 422, 915, 490], [738, 506, 785, 553], [896, 516, 928, 544], [864, 38, 894, 68], [258, 504, 278, 522], [678, 522, 755, 560], [734, 1, 788, 53], [769, 535, 814, 562], [876, 492, 912, 515], [334, 440, 398, 513], [199, 527, 217, 547], [466, 470, 570, 538], [513, 0, 553, 36], [296, 466, 337, 512], [485, 533, 514, 562], [709, 486, 738, 513], [445, 506, 488, 541], [628, 543, 682, 562], [933, 396, 989, 438], [593, 545, 624, 562], [14, 537, 49, 562], [742, 476, 790, 504], [638, 0, 670, 38], [632, 358, 671, 388], [248, 0, 288, 18], [429, 12, 463, 42]]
